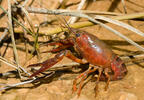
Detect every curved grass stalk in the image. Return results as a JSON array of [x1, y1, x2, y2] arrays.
[[95, 15, 144, 37]]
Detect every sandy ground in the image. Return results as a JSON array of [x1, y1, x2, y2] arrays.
[[0, 0, 144, 100]]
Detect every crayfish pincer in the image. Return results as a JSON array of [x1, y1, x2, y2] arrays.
[[28, 28, 127, 96]]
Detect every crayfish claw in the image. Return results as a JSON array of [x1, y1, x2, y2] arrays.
[[27, 63, 42, 68]]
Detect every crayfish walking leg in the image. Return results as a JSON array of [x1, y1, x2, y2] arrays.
[[104, 68, 110, 91], [41, 41, 72, 53], [73, 65, 102, 97], [94, 67, 103, 97]]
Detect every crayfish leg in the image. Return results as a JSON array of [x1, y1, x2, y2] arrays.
[[94, 67, 102, 97], [73, 65, 99, 97], [42, 42, 63, 46], [42, 44, 71, 53], [28, 50, 86, 78], [41, 41, 73, 53], [41, 38, 74, 47], [104, 68, 110, 91], [73, 66, 92, 94], [77, 71, 88, 97]]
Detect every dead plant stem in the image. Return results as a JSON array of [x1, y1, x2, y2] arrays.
[[8, 0, 21, 78]]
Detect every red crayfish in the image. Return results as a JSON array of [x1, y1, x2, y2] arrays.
[[28, 27, 127, 96]]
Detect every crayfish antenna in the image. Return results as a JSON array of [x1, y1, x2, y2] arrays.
[[60, 16, 76, 34], [55, 15, 75, 35]]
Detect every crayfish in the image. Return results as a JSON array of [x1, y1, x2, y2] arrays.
[[28, 27, 127, 96]]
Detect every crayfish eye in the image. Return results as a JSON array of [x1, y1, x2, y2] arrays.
[[75, 33, 80, 37]]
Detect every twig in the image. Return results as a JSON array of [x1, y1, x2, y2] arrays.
[[121, 0, 127, 14], [111, 12, 144, 20], [0, 79, 35, 91], [22, 0, 29, 7], [95, 15, 144, 37], [8, 0, 22, 78], [23, 29, 29, 62], [57, 0, 69, 9], [28, 0, 35, 7], [27, 7, 122, 16], [76, 0, 87, 11], [0, 56, 18, 69], [121, 54, 144, 60], [0, 29, 8, 43], [68, 0, 87, 24], [0, 55, 31, 77], [20, 6, 35, 37]]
